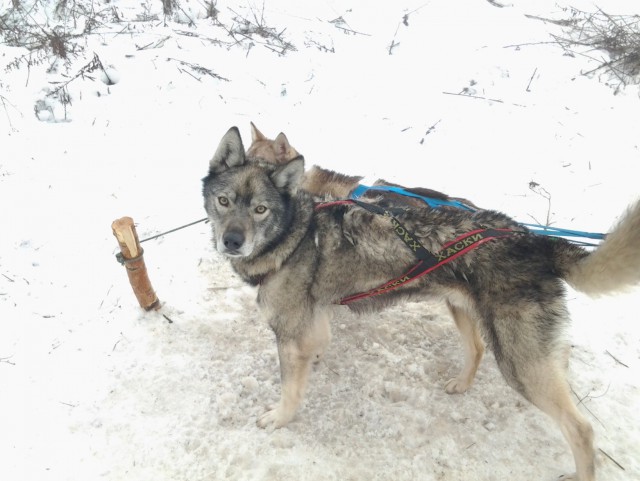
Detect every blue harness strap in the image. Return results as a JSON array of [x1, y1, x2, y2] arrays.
[[352, 184, 476, 211], [351, 184, 606, 245], [519, 223, 605, 240]]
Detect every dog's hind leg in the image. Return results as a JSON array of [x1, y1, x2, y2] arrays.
[[519, 360, 595, 481], [494, 342, 595, 481], [257, 313, 331, 430], [444, 300, 485, 394]]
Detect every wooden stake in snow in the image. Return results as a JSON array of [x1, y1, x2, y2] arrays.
[[111, 216, 160, 311]]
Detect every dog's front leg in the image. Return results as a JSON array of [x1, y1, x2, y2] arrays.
[[257, 339, 313, 429], [257, 310, 331, 430]]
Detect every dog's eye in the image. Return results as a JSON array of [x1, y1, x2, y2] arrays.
[[255, 205, 268, 214], [218, 196, 229, 207]]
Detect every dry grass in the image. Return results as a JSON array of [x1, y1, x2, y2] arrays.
[[222, 3, 296, 56], [554, 7, 640, 94]]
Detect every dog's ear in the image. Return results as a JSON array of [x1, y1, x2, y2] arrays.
[[271, 156, 304, 193], [273, 132, 294, 160], [210, 126, 245, 173], [250, 121, 266, 142]]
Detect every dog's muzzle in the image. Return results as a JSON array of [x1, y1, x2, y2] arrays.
[[220, 229, 246, 257]]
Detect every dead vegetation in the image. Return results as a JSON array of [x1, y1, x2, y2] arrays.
[[1, 1, 638, 124], [1, 0, 297, 60], [0, 0, 297, 121], [222, 5, 296, 56], [553, 7, 640, 94], [1, 0, 115, 66]]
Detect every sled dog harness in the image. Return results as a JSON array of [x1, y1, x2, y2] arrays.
[[352, 184, 606, 246], [315, 199, 520, 305]]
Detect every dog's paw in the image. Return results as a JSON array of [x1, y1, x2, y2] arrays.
[[556, 473, 577, 480], [256, 403, 294, 430], [444, 377, 471, 394]]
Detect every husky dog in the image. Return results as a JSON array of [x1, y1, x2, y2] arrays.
[[246, 121, 300, 164], [246, 122, 479, 208], [203, 126, 640, 481]]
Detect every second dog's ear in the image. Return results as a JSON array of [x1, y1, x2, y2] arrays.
[[271, 156, 304, 193], [210, 126, 245, 173], [250, 121, 266, 142], [273, 132, 294, 161]]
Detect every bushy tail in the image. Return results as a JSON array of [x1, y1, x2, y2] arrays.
[[563, 199, 640, 296]]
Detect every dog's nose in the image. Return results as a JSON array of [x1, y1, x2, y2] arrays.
[[223, 231, 245, 251]]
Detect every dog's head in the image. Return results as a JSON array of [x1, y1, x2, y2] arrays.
[[246, 121, 300, 164], [203, 126, 305, 258]]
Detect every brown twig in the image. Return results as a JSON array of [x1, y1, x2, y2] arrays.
[[570, 385, 605, 428], [0, 94, 20, 131], [419, 119, 441, 145], [526, 67, 537, 91], [177, 67, 201, 82], [486, 0, 507, 8], [0, 355, 16, 366], [2, 273, 15, 282], [388, 39, 399, 55], [442, 91, 501, 102], [136, 36, 170, 50], [605, 350, 629, 368], [333, 25, 371, 37], [174, 29, 226, 47], [599, 448, 625, 471], [46, 53, 104, 98], [528, 181, 553, 227], [524, 13, 576, 27], [225, 6, 296, 55], [166, 58, 229, 82], [387, 2, 430, 55], [503, 40, 565, 49]]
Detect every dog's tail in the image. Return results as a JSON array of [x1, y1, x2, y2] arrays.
[[559, 199, 640, 296]]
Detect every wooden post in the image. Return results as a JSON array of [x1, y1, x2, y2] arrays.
[[111, 216, 160, 311]]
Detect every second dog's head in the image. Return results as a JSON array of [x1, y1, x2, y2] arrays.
[[246, 121, 299, 164]]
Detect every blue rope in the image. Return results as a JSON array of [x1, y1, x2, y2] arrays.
[[351, 184, 606, 245]]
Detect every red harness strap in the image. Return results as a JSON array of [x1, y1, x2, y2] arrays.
[[338, 227, 517, 304], [315, 199, 520, 305]]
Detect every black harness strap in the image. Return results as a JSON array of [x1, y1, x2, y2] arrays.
[[316, 199, 521, 305], [350, 199, 437, 262]]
